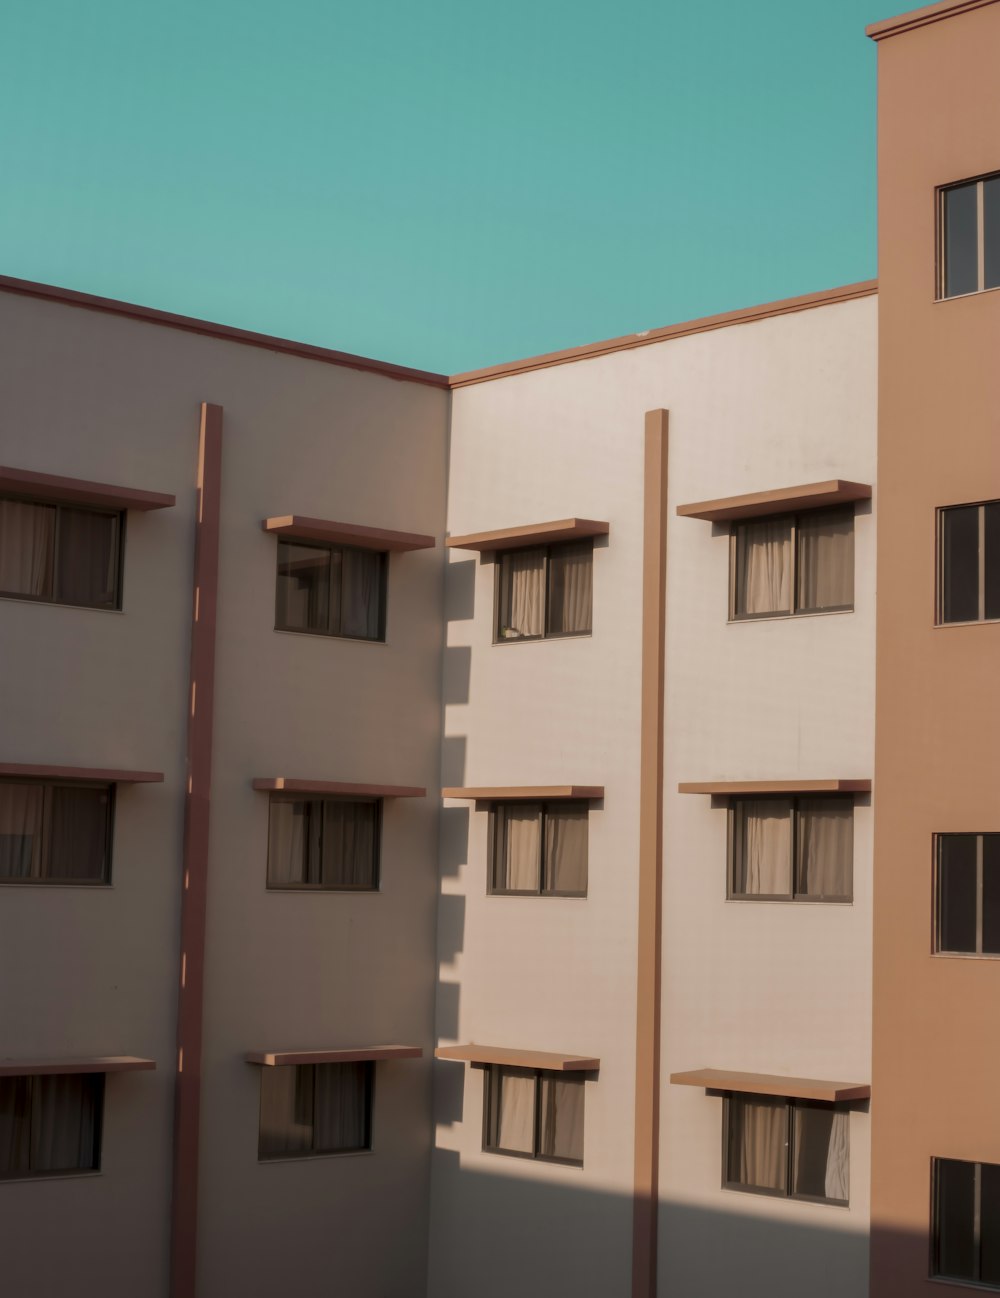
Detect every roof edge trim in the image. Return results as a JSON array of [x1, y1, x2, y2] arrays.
[[867, 0, 1000, 41]]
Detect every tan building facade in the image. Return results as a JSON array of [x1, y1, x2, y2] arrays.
[[0, 3, 996, 1295]]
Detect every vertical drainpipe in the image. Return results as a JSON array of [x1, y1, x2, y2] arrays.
[[170, 402, 223, 1298], [632, 409, 668, 1298]]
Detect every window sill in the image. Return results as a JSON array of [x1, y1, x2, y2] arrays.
[[725, 896, 853, 906], [935, 283, 1000, 304], [0, 880, 111, 889], [0, 593, 123, 615], [273, 626, 386, 645], [721, 1183, 849, 1210], [483, 1148, 583, 1170], [932, 950, 1000, 961], [727, 608, 854, 625], [928, 1276, 1000, 1294], [488, 891, 587, 900], [258, 1148, 373, 1165], [934, 617, 1000, 630], [266, 885, 381, 894], [493, 631, 593, 646], [0, 1170, 102, 1185]]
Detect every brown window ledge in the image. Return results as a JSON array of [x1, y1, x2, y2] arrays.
[[252, 778, 425, 798], [443, 785, 603, 801], [678, 779, 870, 795], [446, 518, 609, 552], [246, 1046, 422, 1067], [0, 763, 164, 784], [676, 480, 871, 523], [262, 516, 434, 552], [435, 1044, 599, 1072], [0, 466, 175, 511], [0, 1056, 156, 1076], [670, 1068, 869, 1103]]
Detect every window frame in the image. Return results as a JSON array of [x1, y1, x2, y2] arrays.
[[936, 500, 1000, 626], [934, 833, 1000, 957], [481, 1064, 585, 1169], [0, 1072, 105, 1181], [728, 505, 855, 622], [722, 1094, 850, 1208], [265, 793, 382, 892], [273, 538, 388, 643], [726, 794, 854, 904], [937, 171, 1000, 301], [257, 1061, 374, 1162], [0, 494, 125, 612], [493, 539, 594, 644], [932, 1157, 1000, 1288], [0, 777, 115, 887], [487, 799, 588, 898]]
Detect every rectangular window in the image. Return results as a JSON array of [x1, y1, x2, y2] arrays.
[[936, 834, 1000, 956], [731, 507, 854, 619], [933, 1158, 1000, 1288], [0, 779, 113, 884], [938, 501, 1000, 624], [0, 1073, 104, 1179], [258, 1062, 372, 1159], [0, 497, 122, 610], [266, 796, 380, 890], [488, 801, 588, 896], [483, 1065, 584, 1167], [724, 1094, 849, 1206], [495, 539, 593, 642], [275, 539, 386, 641], [939, 173, 1000, 299], [729, 796, 853, 902]]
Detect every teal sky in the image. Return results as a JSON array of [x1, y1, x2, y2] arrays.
[[0, 0, 893, 373]]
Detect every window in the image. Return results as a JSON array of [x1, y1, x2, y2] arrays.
[[275, 539, 386, 641], [495, 539, 593, 641], [266, 796, 380, 890], [0, 779, 113, 884], [938, 501, 1000, 624], [939, 173, 1000, 299], [258, 1062, 372, 1159], [0, 1073, 103, 1179], [731, 506, 854, 619], [724, 1094, 849, 1206], [0, 497, 122, 610], [933, 1158, 1000, 1288], [488, 801, 588, 896], [483, 1065, 584, 1167], [729, 796, 853, 902], [935, 834, 1000, 956]]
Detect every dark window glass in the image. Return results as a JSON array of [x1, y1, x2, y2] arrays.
[[56, 509, 119, 609], [275, 539, 385, 642], [0, 1073, 103, 1179], [0, 498, 121, 610], [730, 796, 852, 903], [935, 1158, 978, 1282], [489, 801, 588, 897], [984, 176, 1000, 292], [941, 505, 980, 624], [982, 1163, 1000, 1286], [483, 1065, 584, 1167], [496, 540, 593, 642], [258, 1062, 371, 1159], [938, 835, 978, 954], [943, 183, 980, 299], [985, 503, 1000, 621], [984, 836, 1000, 956], [0, 780, 111, 884], [725, 1096, 849, 1205], [266, 797, 379, 890]]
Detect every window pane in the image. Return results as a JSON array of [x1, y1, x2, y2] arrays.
[[0, 1077, 31, 1176], [266, 799, 316, 886], [941, 506, 980, 624], [0, 782, 44, 880], [340, 548, 382, 640], [934, 1158, 976, 1281], [938, 835, 978, 953], [539, 1075, 584, 1164], [543, 803, 588, 895], [795, 797, 852, 900], [56, 509, 119, 609], [796, 508, 854, 612], [792, 1104, 849, 1203], [30, 1074, 101, 1174], [984, 176, 1000, 291], [0, 499, 55, 600], [45, 785, 110, 882], [943, 183, 980, 298], [322, 800, 377, 888], [497, 548, 545, 639], [982, 835, 1000, 956], [493, 804, 541, 892], [734, 519, 792, 616], [981, 1162, 1000, 1286], [985, 503, 1000, 621], [726, 1096, 788, 1193], [546, 540, 593, 635], [259, 1065, 313, 1158], [276, 541, 331, 632], [732, 799, 792, 896], [486, 1066, 535, 1155], [312, 1062, 370, 1153]]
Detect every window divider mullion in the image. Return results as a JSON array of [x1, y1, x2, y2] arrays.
[[331, 545, 340, 636], [978, 180, 986, 293], [790, 799, 798, 900], [977, 836, 985, 956], [790, 516, 798, 614], [533, 1071, 541, 1159], [785, 1100, 794, 1198], [539, 804, 546, 896], [975, 1161, 983, 1281], [979, 505, 987, 621]]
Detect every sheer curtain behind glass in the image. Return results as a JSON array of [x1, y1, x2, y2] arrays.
[[735, 520, 791, 616], [341, 549, 381, 639], [322, 801, 377, 887], [0, 782, 44, 880], [728, 1096, 787, 1192], [547, 541, 592, 635], [792, 1104, 849, 1202], [258, 1065, 313, 1157], [796, 798, 852, 899], [498, 549, 544, 638], [56, 509, 118, 608], [31, 1074, 101, 1173], [0, 500, 55, 599], [267, 800, 316, 886], [46, 786, 109, 882], [733, 800, 792, 895], [276, 541, 330, 632], [489, 1067, 535, 1154], [313, 1063, 369, 1152], [797, 509, 854, 612], [494, 804, 541, 892], [544, 804, 588, 894], [539, 1075, 584, 1163]]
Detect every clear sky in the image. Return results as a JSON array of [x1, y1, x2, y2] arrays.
[[0, 0, 894, 373]]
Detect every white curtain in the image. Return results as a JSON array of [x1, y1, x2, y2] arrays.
[[736, 520, 792, 616], [494, 1067, 535, 1154], [797, 510, 854, 612], [322, 801, 377, 887], [0, 500, 55, 599], [544, 805, 588, 894], [30, 1074, 100, 1173], [258, 1065, 313, 1157], [824, 1111, 850, 1201], [791, 1103, 849, 1202], [498, 549, 545, 638], [56, 509, 118, 607], [267, 800, 311, 885], [547, 541, 593, 635], [341, 548, 381, 639], [313, 1063, 368, 1152], [0, 782, 44, 880], [497, 804, 541, 892], [539, 1075, 584, 1162], [729, 1096, 787, 1191], [46, 785, 109, 882], [796, 797, 853, 899], [734, 800, 792, 895]]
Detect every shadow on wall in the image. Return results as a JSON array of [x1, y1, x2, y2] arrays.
[[427, 1146, 883, 1298]]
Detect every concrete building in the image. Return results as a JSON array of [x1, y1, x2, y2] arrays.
[[0, 2, 996, 1295]]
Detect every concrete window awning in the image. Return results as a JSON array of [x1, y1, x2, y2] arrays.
[[670, 1068, 870, 1103], [435, 1044, 600, 1072], [442, 786, 603, 801], [252, 778, 425, 798], [678, 779, 870, 796], [0, 465, 176, 511], [676, 480, 871, 523], [0, 1056, 156, 1076], [246, 1046, 422, 1067], [446, 518, 609, 552], [262, 516, 435, 552], [0, 763, 164, 784]]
